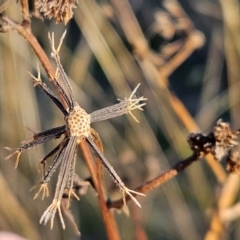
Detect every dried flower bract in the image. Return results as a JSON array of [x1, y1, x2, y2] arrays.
[[35, 0, 77, 24], [212, 119, 239, 161], [187, 120, 240, 172], [187, 131, 213, 156], [226, 147, 240, 174]]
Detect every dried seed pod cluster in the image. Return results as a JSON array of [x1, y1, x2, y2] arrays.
[[187, 132, 214, 156], [226, 147, 240, 174], [212, 119, 239, 161], [35, 0, 77, 24], [187, 119, 240, 173]]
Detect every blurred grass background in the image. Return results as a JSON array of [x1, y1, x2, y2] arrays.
[[1, 0, 240, 239]]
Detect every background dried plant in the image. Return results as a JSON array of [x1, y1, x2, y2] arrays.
[[1, 0, 240, 240]]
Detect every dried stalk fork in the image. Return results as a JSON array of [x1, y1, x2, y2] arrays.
[[5, 30, 147, 230]]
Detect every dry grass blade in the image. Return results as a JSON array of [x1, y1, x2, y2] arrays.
[[80, 141, 121, 240], [0, 0, 15, 13], [2, 0, 240, 239]]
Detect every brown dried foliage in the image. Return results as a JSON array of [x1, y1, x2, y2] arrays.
[[35, 0, 77, 24], [1, 0, 240, 240]]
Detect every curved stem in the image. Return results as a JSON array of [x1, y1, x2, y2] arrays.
[[108, 153, 201, 209]]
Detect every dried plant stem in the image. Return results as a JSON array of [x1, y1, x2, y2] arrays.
[[110, 0, 145, 45], [131, 204, 148, 240], [220, 202, 240, 222], [0, 15, 70, 109], [20, 0, 30, 23], [108, 0, 227, 187], [108, 153, 201, 209], [204, 1, 240, 239], [80, 141, 121, 240], [204, 175, 240, 240], [110, 0, 226, 185], [109, 0, 226, 185], [109, 0, 148, 58], [1, 16, 54, 77], [160, 31, 205, 78]]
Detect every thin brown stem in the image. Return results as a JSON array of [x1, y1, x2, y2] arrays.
[[79, 141, 121, 240], [160, 31, 205, 78], [92, 132, 118, 238], [20, 0, 30, 23], [1, 16, 54, 78], [132, 203, 148, 240], [108, 153, 201, 209], [0, 15, 71, 109]]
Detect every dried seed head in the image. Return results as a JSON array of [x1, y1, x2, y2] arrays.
[[35, 0, 77, 24], [212, 119, 239, 161], [226, 146, 240, 174], [6, 32, 146, 233], [187, 120, 240, 161], [187, 132, 213, 155]]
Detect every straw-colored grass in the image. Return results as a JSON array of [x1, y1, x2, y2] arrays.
[[1, 0, 240, 239]]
